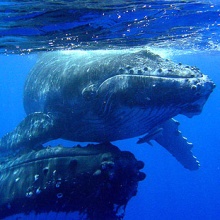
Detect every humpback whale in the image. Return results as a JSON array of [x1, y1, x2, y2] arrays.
[[0, 142, 145, 219], [0, 49, 215, 170]]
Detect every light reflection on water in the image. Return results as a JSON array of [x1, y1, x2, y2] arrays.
[[0, 0, 219, 54]]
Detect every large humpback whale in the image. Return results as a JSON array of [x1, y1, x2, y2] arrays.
[[0, 50, 215, 170]]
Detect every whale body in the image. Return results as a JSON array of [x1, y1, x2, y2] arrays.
[[0, 50, 215, 170]]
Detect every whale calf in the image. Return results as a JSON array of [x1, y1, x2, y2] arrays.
[[0, 49, 215, 170], [0, 142, 145, 219]]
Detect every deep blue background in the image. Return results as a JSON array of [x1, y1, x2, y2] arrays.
[[0, 51, 219, 220]]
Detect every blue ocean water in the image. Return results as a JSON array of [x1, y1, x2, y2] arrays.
[[0, 0, 220, 219]]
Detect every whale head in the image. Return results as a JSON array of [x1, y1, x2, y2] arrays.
[[79, 50, 214, 117]]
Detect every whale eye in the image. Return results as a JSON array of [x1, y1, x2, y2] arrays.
[[82, 84, 97, 101]]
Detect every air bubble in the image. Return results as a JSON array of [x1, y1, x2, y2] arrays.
[[57, 193, 63, 199], [34, 174, 39, 181], [26, 192, 33, 197], [36, 188, 41, 194], [93, 169, 102, 176], [56, 182, 61, 188]]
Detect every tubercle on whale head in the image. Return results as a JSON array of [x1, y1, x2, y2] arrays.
[[92, 49, 214, 98], [111, 50, 205, 79], [78, 50, 208, 94]]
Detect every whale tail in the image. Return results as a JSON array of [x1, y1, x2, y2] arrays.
[[0, 112, 63, 156], [137, 118, 200, 170]]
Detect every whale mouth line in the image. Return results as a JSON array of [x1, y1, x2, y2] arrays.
[[121, 74, 196, 79], [99, 74, 198, 88], [105, 74, 201, 82]]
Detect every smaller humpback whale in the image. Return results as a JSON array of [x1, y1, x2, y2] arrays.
[[0, 143, 145, 219], [0, 49, 215, 170]]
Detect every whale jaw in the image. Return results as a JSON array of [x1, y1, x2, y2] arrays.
[[96, 73, 215, 118]]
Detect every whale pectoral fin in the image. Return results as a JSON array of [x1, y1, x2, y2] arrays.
[[137, 127, 163, 145], [154, 118, 200, 170], [0, 112, 64, 156], [137, 118, 200, 170]]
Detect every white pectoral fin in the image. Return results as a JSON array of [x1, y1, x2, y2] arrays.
[[0, 112, 64, 156], [154, 118, 200, 170], [137, 118, 200, 170]]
